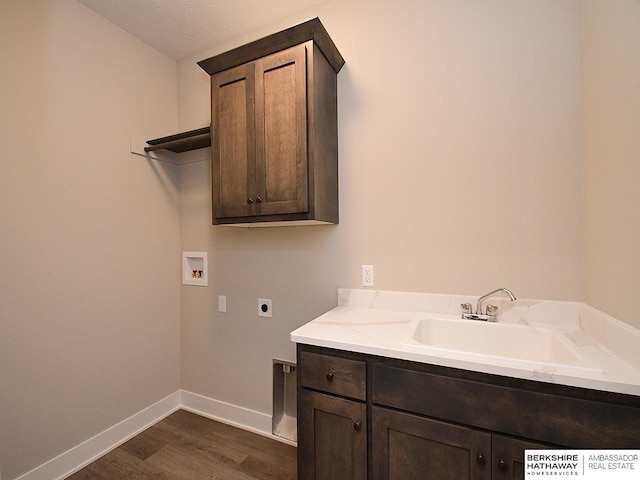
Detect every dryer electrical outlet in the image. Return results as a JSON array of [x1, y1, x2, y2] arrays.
[[258, 298, 272, 318]]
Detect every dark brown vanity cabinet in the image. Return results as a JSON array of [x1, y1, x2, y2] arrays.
[[373, 408, 549, 480], [297, 344, 640, 480], [297, 350, 367, 480], [373, 407, 493, 480], [198, 18, 344, 226]]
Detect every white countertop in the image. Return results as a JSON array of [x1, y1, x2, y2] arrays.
[[291, 289, 640, 397]]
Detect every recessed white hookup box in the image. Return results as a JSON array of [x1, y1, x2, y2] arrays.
[[182, 252, 208, 286]]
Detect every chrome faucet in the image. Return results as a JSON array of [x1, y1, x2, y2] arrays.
[[461, 288, 517, 322]]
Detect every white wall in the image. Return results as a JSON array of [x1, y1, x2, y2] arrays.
[[0, 1, 181, 478], [177, 0, 583, 417], [581, 0, 640, 329]]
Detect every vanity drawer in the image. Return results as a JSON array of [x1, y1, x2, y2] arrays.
[[300, 351, 366, 401], [371, 363, 640, 447]]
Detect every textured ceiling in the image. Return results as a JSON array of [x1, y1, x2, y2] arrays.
[[76, 0, 329, 61]]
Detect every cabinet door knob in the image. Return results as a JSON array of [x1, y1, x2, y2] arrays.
[[256, 196, 263, 203], [476, 453, 486, 466], [247, 197, 254, 204], [353, 421, 362, 431], [326, 372, 334, 381], [498, 458, 508, 472]]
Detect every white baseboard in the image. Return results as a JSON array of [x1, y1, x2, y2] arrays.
[[180, 389, 272, 435], [15, 392, 181, 480], [179, 389, 295, 444], [15, 390, 293, 480]]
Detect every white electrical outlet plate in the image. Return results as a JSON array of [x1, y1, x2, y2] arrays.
[[218, 295, 226, 313], [258, 298, 272, 317], [362, 265, 374, 287]]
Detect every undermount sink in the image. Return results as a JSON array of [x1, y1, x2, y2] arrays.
[[402, 315, 602, 374]]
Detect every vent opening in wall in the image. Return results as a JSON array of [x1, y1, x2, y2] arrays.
[[273, 360, 297, 443], [182, 252, 208, 286]]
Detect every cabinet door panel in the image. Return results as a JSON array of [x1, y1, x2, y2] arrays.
[[492, 435, 551, 480], [212, 63, 256, 219], [255, 44, 308, 215], [298, 390, 366, 480], [372, 407, 491, 480]]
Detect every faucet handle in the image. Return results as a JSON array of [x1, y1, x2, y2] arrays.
[[486, 304, 499, 315], [460, 303, 473, 315]]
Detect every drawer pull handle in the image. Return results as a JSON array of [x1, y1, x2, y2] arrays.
[[476, 453, 486, 466], [498, 458, 508, 472], [256, 196, 263, 203], [353, 421, 362, 431], [247, 197, 254, 204], [326, 372, 334, 381]]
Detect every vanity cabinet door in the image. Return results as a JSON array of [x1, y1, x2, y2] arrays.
[[372, 406, 491, 480], [491, 435, 551, 480], [298, 389, 367, 480]]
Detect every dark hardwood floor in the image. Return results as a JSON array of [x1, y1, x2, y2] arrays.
[[66, 409, 297, 479]]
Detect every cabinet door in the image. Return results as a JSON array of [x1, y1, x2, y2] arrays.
[[254, 44, 308, 216], [298, 390, 367, 480], [372, 406, 491, 480], [492, 435, 551, 480], [212, 62, 256, 219]]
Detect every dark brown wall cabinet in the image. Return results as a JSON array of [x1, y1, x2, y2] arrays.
[[198, 18, 344, 226], [297, 344, 640, 480]]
